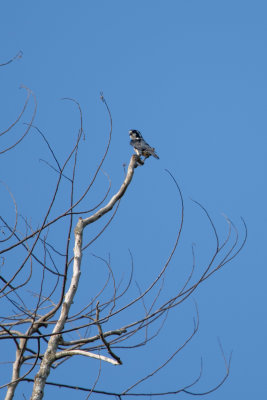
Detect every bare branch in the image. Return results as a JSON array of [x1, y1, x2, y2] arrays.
[[0, 181, 18, 243], [0, 86, 37, 155], [55, 349, 119, 365], [59, 328, 127, 346], [83, 155, 138, 227], [95, 301, 122, 365], [0, 50, 23, 67]]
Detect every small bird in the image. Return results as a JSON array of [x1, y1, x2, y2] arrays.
[[129, 130, 159, 160]]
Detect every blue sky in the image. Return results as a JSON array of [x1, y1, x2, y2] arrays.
[[0, 1, 267, 399]]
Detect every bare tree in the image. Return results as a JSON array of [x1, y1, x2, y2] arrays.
[[0, 56, 246, 400]]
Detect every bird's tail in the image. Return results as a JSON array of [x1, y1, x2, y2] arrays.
[[152, 148, 159, 159]]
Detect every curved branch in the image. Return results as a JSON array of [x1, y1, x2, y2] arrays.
[[0, 86, 37, 155], [54, 349, 119, 365], [0, 50, 23, 67], [0, 85, 29, 137], [0, 181, 18, 243], [83, 155, 138, 227]]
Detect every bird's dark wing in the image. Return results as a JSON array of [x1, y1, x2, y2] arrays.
[[140, 139, 159, 159], [130, 138, 159, 159], [143, 147, 159, 159]]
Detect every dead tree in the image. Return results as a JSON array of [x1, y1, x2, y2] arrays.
[[0, 60, 246, 399]]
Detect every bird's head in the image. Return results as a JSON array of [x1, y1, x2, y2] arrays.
[[129, 129, 142, 140]]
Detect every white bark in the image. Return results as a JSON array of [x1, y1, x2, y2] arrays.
[[55, 349, 120, 365], [30, 218, 84, 400], [29, 155, 137, 400], [83, 155, 137, 227], [5, 332, 28, 400], [5, 348, 21, 400]]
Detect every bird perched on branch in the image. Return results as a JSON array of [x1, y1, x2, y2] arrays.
[[129, 129, 159, 161]]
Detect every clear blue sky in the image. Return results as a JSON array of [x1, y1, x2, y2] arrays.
[[0, 1, 266, 399]]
